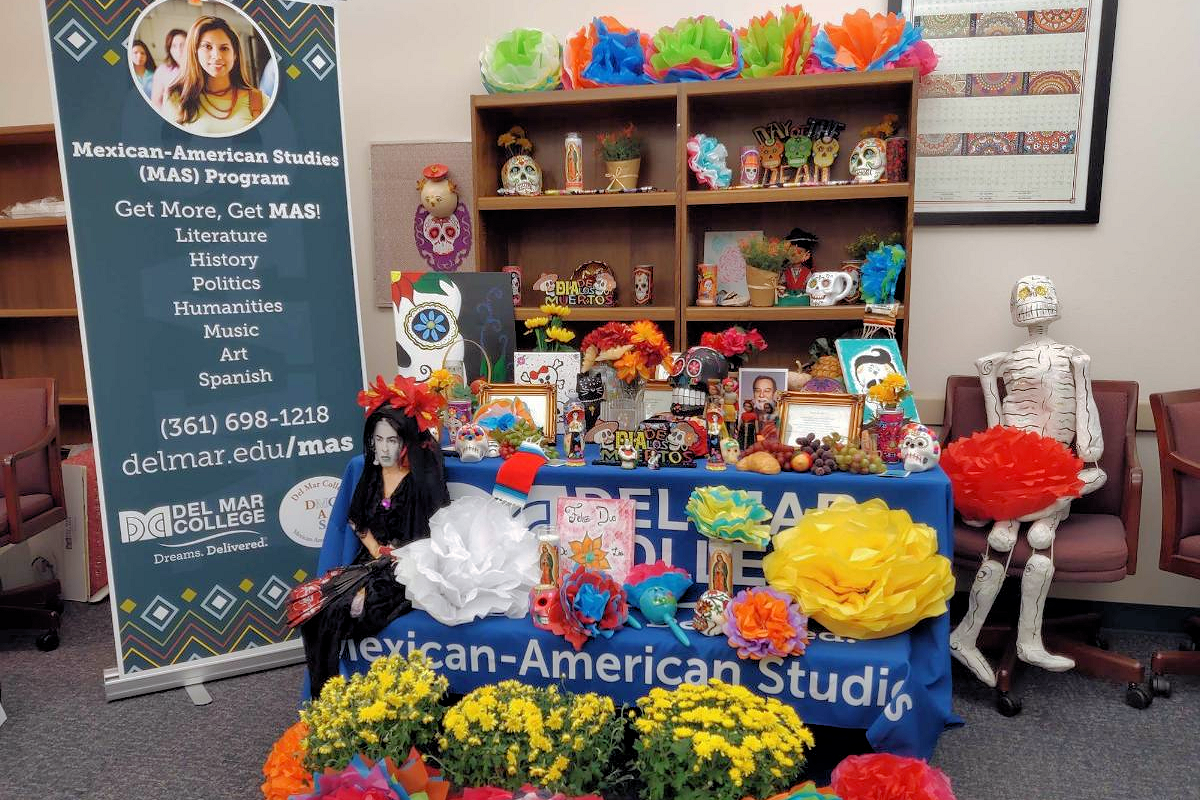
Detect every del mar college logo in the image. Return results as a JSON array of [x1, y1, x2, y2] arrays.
[[118, 494, 267, 544]]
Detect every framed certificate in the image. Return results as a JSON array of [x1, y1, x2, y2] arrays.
[[778, 393, 864, 445], [892, 0, 1118, 223]]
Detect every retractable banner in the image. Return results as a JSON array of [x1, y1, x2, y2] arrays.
[[41, 0, 362, 696]]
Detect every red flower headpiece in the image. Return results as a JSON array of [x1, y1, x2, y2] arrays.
[[356, 374, 446, 433]]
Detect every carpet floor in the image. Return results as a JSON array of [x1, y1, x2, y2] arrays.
[[1, 601, 1197, 800]]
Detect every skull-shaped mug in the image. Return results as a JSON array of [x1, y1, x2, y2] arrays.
[[805, 270, 853, 306], [501, 155, 542, 196], [900, 423, 941, 472], [670, 346, 729, 417], [849, 137, 886, 183]]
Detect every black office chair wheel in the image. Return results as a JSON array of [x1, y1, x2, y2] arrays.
[[1125, 682, 1152, 709], [35, 630, 60, 652], [995, 690, 1022, 717], [1150, 674, 1172, 698]]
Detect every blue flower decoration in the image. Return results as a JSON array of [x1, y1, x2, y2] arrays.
[[412, 309, 449, 342], [573, 582, 611, 626]]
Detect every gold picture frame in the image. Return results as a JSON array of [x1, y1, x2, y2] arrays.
[[777, 392, 863, 445], [477, 382, 558, 439]]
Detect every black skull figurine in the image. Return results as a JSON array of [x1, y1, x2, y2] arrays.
[[670, 346, 728, 417]]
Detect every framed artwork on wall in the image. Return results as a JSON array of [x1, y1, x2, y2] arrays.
[[891, 0, 1118, 224]]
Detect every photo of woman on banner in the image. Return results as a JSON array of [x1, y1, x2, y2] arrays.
[[133, 0, 276, 137], [129, 39, 156, 98], [291, 377, 450, 698]]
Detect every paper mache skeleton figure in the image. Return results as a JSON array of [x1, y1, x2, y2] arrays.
[[950, 275, 1106, 686]]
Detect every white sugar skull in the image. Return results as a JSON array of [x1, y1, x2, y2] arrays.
[[901, 423, 941, 472], [421, 214, 460, 256], [501, 155, 542, 195], [454, 424, 488, 463], [849, 137, 886, 183], [1010, 275, 1060, 328], [692, 589, 730, 636], [805, 270, 853, 306]]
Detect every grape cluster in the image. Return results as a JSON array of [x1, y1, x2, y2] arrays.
[[491, 421, 545, 460], [822, 433, 886, 475], [741, 439, 798, 470], [795, 433, 836, 476]]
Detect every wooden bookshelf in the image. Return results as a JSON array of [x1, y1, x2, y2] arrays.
[[470, 71, 917, 368], [0, 123, 90, 444]]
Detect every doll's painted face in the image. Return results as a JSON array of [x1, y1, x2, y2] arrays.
[[372, 419, 402, 468]]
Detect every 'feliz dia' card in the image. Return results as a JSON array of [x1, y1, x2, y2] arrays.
[[556, 497, 635, 584]]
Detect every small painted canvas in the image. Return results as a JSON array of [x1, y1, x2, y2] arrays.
[[515, 351, 582, 427], [704, 230, 759, 307], [556, 497, 635, 584], [391, 271, 515, 383], [836, 338, 920, 423]]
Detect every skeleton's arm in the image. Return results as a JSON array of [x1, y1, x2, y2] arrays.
[[1069, 349, 1103, 462], [975, 352, 1009, 428]]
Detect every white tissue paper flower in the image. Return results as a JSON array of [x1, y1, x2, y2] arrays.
[[393, 495, 539, 626]]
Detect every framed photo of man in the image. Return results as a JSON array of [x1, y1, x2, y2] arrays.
[[738, 367, 788, 421]]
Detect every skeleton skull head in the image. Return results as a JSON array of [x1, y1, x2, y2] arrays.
[[670, 346, 728, 416], [760, 139, 784, 168], [421, 214, 460, 255], [849, 137, 886, 183], [739, 148, 760, 185], [692, 589, 731, 636], [1010, 275, 1060, 328], [454, 424, 488, 463], [501, 155, 542, 195], [900, 423, 941, 472], [666, 422, 699, 452]]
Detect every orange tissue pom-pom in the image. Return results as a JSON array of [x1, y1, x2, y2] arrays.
[[261, 721, 312, 800]]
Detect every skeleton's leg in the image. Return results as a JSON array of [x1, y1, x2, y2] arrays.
[[1017, 511, 1074, 672], [950, 520, 1017, 687]]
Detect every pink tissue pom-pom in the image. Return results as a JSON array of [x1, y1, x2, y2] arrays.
[[889, 39, 938, 76]]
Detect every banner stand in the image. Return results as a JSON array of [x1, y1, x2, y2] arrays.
[[102, 640, 302, 702]]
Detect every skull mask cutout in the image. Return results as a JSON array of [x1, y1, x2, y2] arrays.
[[670, 346, 728, 417], [900, 423, 941, 472], [421, 214, 459, 255], [784, 134, 813, 167], [454, 424, 488, 463], [501, 155, 542, 195], [849, 137, 885, 183], [1010, 274, 1060, 328]]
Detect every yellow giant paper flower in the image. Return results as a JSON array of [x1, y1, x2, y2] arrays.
[[763, 499, 953, 639]]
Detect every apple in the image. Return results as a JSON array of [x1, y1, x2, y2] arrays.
[[790, 451, 813, 472]]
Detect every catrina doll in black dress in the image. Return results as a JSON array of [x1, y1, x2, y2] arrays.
[[291, 376, 449, 697]]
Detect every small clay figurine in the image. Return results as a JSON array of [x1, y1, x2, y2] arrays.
[[738, 400, 759, 452], [645, 448, 661, 470], [416, 163, 458, 218], [618, 442, 639, 469]]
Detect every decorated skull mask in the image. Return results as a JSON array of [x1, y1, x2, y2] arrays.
[[421, 214, 460, 255], [812, 136, 840, 168], [529, 586, 557, 630], [1010, 275, 1060, 328], [849, 137, 886, 183], [784, 134, 813, 167], [454, 423, 488, 463], [900, 423, 941, 472], [692, 590, 731, 636], [501, 155, 542, 195], [670, 346, 728, 416]]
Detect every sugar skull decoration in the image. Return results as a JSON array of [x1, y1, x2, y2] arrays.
[[693, 589, 732, 636], [497, 125, 542, 196], [632, 265, 653, 306], [849, 137, 885, 183], [624, 562, 694, 647], [738, 146, 761, 187], [784, 134, 813, 184], [805, 270, 854, 306], [670, 346, 729, 417], [454, 423, 488, 462], [806, 117, 846, 184], [686, 134, 733, 189], [413, 164, 472, 272], [529, 585, 558, 629], [759, 138, 785, 186], [900, 423, 941, 472]]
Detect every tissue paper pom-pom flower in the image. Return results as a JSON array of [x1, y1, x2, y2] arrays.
[[686, 133, 733, 189], [941, 427, 1084, 522], [738, 5, 814, 78], [685, 485, 773, 548], [890, 38, 938, 76], [831, 753, 955, 800], [724, 586, 808, 659], [762, 782, 843, 800], [625, 561, 692, 597], [645, 16, 742, 82], [547, 565, 629, 651], [860, 243, 906, 305], [480, 28, 562, 93], [290, 753, 410, 800], [261, 721, 312, 800], [393, 496, 540, 626], [809, 10, 935, 75], [564, 17, 651, 89], [764, 499, 954, 639]]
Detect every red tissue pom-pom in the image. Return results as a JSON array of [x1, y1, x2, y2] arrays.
[[831, 753, 955, 800], [941, 426, 1084, 522]]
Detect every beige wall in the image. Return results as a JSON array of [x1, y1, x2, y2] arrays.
[[7, 0, 1200, 608]]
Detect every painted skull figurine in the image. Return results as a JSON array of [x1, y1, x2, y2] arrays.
[[670, 346, 729, 417], [529, 586, 557, 630], [849, 137, 886, 183], [1010, 274, 1060, 327], [420, 214, 460, 255], [501, 155, 542, 195], [454, 423, 488, 463], [784, 134, 812, 168], [812, 136, 840, 168], [900, 423, 941, 472], [805, 270, 853, 306], [692, 590, 731, 636]]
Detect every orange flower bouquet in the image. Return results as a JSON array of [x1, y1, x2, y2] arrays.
[[261, 721, 312, 800], [579, 320, 672, 383]]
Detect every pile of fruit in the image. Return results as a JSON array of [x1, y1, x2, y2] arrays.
[[489, 420, 547, 460], [824, 432, 887, 475], [740, 439, 798, 471], [793, 433, 837, 475]]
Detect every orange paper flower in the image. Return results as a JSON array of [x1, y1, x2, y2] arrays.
[[261, 721, 312, 800], [725, 587, 808, 660], [821, 10, 906, 72]]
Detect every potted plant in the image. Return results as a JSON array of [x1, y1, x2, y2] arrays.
[[738, 235, 803, 307], [597, 123, 642, 191]]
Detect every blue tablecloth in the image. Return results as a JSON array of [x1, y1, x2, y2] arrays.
[[320, 449, 960, 759]]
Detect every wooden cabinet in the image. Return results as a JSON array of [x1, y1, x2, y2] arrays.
[[0, 124, 90, 444], [470, 70, 916, 369]]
